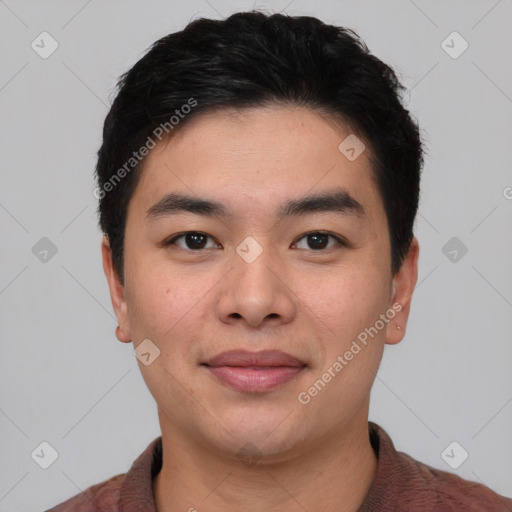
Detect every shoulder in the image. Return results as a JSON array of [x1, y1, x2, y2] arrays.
[[396, 450, 512, 511], [44, 473, 126, 512], [43, 435, 162, 512], [363, 422, 512, 512]]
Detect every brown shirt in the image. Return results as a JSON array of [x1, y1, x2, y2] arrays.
[[45, 421, 512, 511]]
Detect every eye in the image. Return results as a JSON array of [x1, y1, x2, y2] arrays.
[[163, 230, 346, 252], [293, 231, 346, 251], [165, 231, 219, 251]]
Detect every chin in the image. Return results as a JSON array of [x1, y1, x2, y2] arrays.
[[203, 407, 309, 460]]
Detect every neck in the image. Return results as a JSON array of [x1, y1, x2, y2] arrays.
[[153, 414, 377, 512]]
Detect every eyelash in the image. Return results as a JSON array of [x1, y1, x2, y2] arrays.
[[163, 231, 347, 252]]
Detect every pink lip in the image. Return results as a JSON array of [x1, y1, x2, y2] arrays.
[[202, 350, 307, 393]]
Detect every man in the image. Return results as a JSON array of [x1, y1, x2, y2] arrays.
[[47, 10, 512, 512]]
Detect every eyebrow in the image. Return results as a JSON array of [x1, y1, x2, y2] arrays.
[[146, 188, 366, 221]]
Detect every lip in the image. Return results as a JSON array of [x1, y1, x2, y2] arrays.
[[203, 349, 306, 368], [202, 350, 307, 393]]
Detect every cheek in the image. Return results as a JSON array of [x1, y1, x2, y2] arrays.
[[125, 257, 186, 339], [125, 257, 215, 357], [297, 262, 389, 341], [127, 275, 172, 338], [295, 268, 389, 418]]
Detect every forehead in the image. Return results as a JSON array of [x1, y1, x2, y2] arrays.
[[129, 106, 384, 224]]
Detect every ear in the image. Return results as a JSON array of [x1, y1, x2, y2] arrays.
[[101, 236, 131, 343], [385, 236, 419, 345]]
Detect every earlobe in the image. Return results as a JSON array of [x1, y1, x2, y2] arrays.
[[101, 236, 132, 343], [385, 236, 419, 346], [115, 324, 132, 344]]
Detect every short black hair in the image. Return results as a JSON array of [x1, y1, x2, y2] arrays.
[[95, 10, 424, 283]]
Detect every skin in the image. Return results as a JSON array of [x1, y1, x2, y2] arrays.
[[102, 106, 419, 512]]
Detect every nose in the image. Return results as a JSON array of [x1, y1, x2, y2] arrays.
[[216, 247, 297, 329]]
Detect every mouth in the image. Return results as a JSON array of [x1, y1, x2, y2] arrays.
[[201, 349, 308, 393]]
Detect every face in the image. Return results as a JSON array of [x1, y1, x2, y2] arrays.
[[103, 106, 418, 461]]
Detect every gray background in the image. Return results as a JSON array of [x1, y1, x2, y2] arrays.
[[1, 0, 511, 510]]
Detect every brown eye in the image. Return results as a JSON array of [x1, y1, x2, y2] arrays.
[[294, 232, 345, 251], [166, 232, 218, 251]]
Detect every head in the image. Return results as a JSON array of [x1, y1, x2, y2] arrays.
[[98, 11, 422, 460]]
